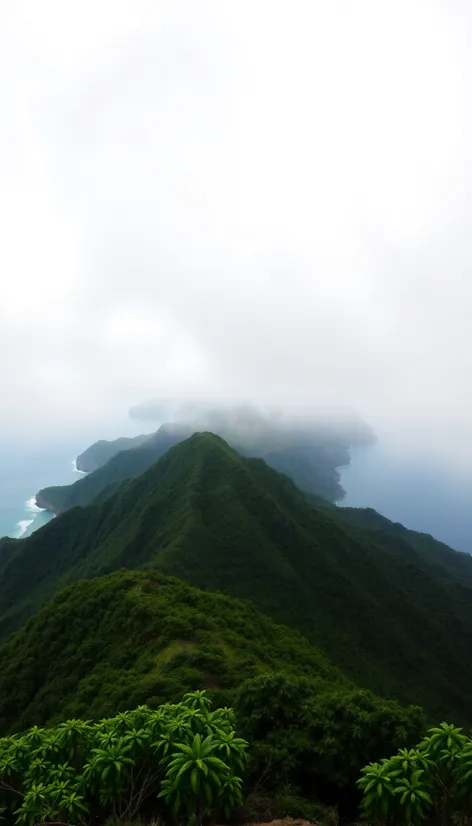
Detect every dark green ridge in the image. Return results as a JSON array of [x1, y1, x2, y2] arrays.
[[2, 432, 472, 722]]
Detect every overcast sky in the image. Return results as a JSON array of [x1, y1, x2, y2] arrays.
[[2, 0, 472, 461]]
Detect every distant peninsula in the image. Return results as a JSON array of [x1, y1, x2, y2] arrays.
[[76, 433, 152, 473], [35, 404, 375, 515]]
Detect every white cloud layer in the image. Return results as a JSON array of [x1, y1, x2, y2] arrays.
[[2, 0, 472, 462]]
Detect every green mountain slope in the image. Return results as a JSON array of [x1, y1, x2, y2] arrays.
[[3, 432, 472, 722], [0, 568, 348, 734], [338, 506, 472, 584], [36, 409, 374, 513], [35, 424, 191, 513], [76, 433, 152, 472]]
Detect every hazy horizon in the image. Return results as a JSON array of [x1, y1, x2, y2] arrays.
[[2, 0, 472, 477]]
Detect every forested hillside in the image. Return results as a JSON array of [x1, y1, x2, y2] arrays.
[[2, 433, 472, 723], [0, 568, 349, 732], [338, 505, 472, 583]]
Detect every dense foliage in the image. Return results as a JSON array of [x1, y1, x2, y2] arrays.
[[236, 673, 426, 807], [3, 427, 472, 822], [339, 505, 472, 584], [358, 721, 472, 824], [0, 570, 346, 733], [2, 434, 472, 721], [0, 677, 428, 825], [0, 691, 247, 826]]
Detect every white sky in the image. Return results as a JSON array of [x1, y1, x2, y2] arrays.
[[2, 0, 472, 461]]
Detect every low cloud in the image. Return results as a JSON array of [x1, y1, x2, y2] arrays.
[[2, 0, 472, 466]]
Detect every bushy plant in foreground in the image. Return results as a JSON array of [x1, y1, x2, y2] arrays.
[[358, 721, 472, 825], [0, 690, 247, 826]]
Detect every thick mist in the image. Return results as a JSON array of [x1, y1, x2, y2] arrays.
[[1, 0, 472, 476]]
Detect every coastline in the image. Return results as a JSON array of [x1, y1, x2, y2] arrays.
[[72, 458, 87, 475], [16, 518, 35, 538], [15, 456, 86, 538], [13, 496, 44, 539], [34, 494, 59, 516]]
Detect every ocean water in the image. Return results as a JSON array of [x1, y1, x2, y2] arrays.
[[0, 418, 151, 540], [0, 444, 88, 539], [339, 441, 472, 554]]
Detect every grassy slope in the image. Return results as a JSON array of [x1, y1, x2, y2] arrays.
[[0, 568, 348, 733], [2, 433, 472, 721]]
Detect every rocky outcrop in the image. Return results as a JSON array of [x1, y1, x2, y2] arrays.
[[34, 495, 58, 515]]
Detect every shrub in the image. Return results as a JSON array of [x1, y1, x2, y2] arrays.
[[358, 721, 472, 825], [0, 691, 247, 826], [236, 673, 425, 798]]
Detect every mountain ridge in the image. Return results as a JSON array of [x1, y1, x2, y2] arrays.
[[35, 410, 375, 514], [35, 423, 192, 514], [3, 432, 472, 722]]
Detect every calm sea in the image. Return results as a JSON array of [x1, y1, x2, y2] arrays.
[[0, 443, 88, 539], [0, 420, 147, 539], [339, 441, 472, 554]]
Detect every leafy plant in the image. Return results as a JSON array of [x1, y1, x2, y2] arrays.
[[0, 691, 247, 825], [159, 732, 244, 825], [358, 721, 472, 825]]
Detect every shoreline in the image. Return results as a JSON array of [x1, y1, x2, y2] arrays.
[[14, 455, 85, 538], [33, 456, 88, 518], [34, 493, 59, 516], [72, 458, 88, 476], [16, 518, 35, 538], [12, 496, 44, 539]]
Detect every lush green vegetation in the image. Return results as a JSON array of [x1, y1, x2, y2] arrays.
[[36, 408, 373, 513], [339, 505, 472, 584], [0, 691, 247, 826], [0, 683, 427, 826], [0, 570, 347, 733], [0, 567, 430, 823], [3, 433, 472, 722], [0, 676, 429, 824], [4, 426, 472, 822], [358, 721, 472, 824], [236, 673, 425, 809], [76, 434, 152, 472], [36, 424, 191, 513]]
